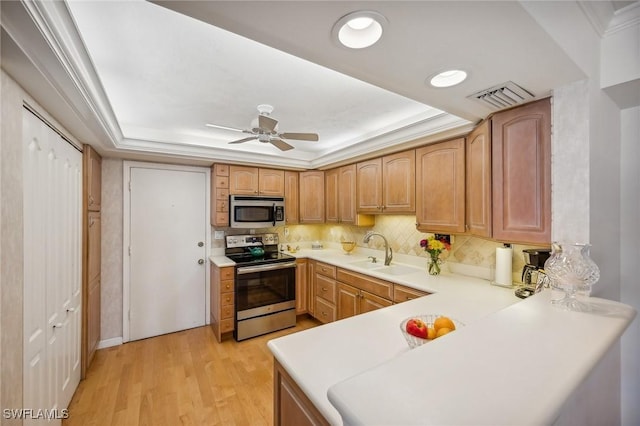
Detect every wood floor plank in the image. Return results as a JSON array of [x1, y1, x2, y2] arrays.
[[64, 317, 319, 426]]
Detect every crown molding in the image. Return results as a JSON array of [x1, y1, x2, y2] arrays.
[[606, 1, 640, 35]]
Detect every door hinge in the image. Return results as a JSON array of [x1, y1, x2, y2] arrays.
[[128, 180, 131, 191], [128, 246, 131, 256]]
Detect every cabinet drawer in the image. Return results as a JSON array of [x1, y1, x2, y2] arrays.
[[215, 176, 229, 189], [216, 200, 229, 213], [220, 279, 234, 293], [216, 188, 229, 200], [314, 297, 336, 324], [393, 285, 430, 303], [220, 268, 235, 281], [315, 274, 336, 303], [221, 304, 234, 320], [215, 164, 229, 176], [221, 292, 234, 306], [316, 262, 336, 278], [336, 268, 393, 300], [214, 212, 228, 225], [220, 318, 234, 333]]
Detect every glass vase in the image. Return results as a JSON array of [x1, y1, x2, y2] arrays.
[[544, 242, 600, 312], [427, 256, 442, 275]]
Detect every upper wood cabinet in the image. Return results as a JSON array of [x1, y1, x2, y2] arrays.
[[326, 165, 375, 226], [416, 138, 466, 233], [84, 145, 101, 211], [491, 98, 551, 244], [299, 170, 325, 223], [357, 151, 415, 214], [211, 163, 230, 227], [284, 171, 299, 225], [229, 165, 284, 196], [466, 120, 492, 238]]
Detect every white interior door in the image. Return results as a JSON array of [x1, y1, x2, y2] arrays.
[[126, 163, 209, 341], [23, 108, 82, 424]]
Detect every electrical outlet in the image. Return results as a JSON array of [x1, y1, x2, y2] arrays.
[[214, 230, 224, 240], [434, 234, 451, 245]]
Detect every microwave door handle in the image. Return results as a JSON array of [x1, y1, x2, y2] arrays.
[[272, 203, 276, 226]]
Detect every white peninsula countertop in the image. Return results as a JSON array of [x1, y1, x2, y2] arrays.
[[265, 249, 637, 425]]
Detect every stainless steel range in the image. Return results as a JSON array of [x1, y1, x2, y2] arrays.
[[225, 233, 296, 341]]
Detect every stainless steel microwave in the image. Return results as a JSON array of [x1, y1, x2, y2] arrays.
[[229, 195, 285, 228]]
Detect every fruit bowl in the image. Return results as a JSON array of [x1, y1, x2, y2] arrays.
[[399, 314, 465, 349]]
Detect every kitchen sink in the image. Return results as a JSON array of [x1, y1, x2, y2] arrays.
[[348, 260, 385, 270], [374, 265, 421, 276], [348, 260, 420, 276]]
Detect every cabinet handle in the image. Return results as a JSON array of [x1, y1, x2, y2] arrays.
[[89, 195, 94, 205], [53, 323, 63, 329], [322, 287, 327, 292], [66, 307, 76, 313]]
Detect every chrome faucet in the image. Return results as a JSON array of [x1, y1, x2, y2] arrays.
[[363, 232, 393, 266]]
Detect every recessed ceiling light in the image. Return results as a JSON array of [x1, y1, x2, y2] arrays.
[[428, 70, 468, 88], [332, 11, 387, 49]]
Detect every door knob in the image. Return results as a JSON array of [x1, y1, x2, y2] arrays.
[[198, 259, 205, 265], [198, 241, 204, 247]]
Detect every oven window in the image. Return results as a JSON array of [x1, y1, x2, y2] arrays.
[[236, 266, 296, 312], [234, 206, 273, 223]]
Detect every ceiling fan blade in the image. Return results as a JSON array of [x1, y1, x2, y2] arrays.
[[259, 114, 278, 132], [206, 123, 245, 132], [229, 136, 258, 144], [269, 138, 294, 151], [280, 132, 319, 141]]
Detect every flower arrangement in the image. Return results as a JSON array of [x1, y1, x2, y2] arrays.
[[420, 236, 451, 275]]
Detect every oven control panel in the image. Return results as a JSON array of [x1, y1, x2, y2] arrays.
[[226, 233, 279, 248]]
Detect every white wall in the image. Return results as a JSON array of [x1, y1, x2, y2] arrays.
[[620, 105, 640, 426]]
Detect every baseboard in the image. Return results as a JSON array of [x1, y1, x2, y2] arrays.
[[97, 336, 123, 349]]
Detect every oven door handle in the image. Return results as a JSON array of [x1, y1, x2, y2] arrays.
[[236, 262, 297, 275]]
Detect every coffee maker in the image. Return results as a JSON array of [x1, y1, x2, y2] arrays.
[[515, 248, 552, 298]]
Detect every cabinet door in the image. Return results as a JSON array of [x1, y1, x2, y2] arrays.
[[229, 165, 259, 194], [492, 98, 551, 244], [356, 158, 382, 213], [258, 168, 285, 196], [325, 168, 339, 223], [211, 164, 230, 226], [299, 171, 325, 223], [416, 139, 466, 233], [337, 282, 359, 320], [307, 260, 315, 316], [86, 211, 101, 366], [284, 171, 299, 224], [85, 146, 102, 211], [360, 290, 392, 314], [295, 259, 308, 314], [382, 150, 415, 213], [466, 121, 492, 238]]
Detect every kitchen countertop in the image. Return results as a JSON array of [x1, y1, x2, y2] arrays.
[[259, 248, 636, 425]]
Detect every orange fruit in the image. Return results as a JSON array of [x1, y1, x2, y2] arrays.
[[434, 316, 456, 331], [426, 327, 437, 340], [436, 327, 453, 338]]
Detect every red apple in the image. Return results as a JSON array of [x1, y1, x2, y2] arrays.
[[405, 318, 428, 339]]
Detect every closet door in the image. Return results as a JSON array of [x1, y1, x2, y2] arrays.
[[23, 109, 82, 420]]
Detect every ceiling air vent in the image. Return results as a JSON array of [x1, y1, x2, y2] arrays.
[[468, 81, 534, 110]]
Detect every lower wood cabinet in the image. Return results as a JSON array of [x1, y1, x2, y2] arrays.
[[295, 258, 308, 314], [337, 282, 392, 320], [274, 359, 330, 426], [309, 262, 431, 324], [210, 264, 235, 342]]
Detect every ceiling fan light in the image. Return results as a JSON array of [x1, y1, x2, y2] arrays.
[[428, 70, 468, 88], [333, 11, 386, 49]]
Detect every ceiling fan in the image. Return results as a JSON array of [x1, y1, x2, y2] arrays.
[[206, 104, 319, 151]]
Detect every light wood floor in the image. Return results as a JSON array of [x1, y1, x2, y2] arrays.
[[64, 316, 320, 426]]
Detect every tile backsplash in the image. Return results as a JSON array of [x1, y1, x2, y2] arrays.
[[212, 215, 549, 283]]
